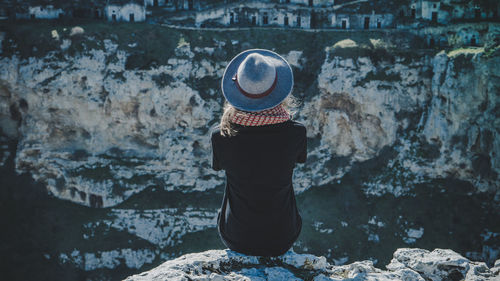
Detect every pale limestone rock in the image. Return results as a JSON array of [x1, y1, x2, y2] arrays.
[[125, 247, 499, 281], [387, 248, 498, 281], [296, 50, 430, 190], [0, 44, 223, 207], [0, 41, 498, 206], [283, 50, 304, 69], [70, 26, 84, 36], [59, 248, 156, 271]]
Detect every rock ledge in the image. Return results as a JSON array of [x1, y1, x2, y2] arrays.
[[125, 248, 500, 281]]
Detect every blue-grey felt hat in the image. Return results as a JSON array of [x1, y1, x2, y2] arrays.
[[221, 49, 294, 112]]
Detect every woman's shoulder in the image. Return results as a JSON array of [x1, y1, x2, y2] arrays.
[[210, 125, 222, 139], [286, 120, 306, 134], [287, 120, 305, 128]]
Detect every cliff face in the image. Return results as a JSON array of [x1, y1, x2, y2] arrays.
[[0, 30, 498, 208], [0, 23, 499, 280], [0, 40, 228, 207], [124, 248, 500, 281]]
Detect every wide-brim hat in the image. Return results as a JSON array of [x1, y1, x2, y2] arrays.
[[221, 49, 294, 112]]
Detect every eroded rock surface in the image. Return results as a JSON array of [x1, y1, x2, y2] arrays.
[[125, 248, 500, 281], [0, 26, 498, 208]]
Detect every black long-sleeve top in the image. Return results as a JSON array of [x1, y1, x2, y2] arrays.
[[211, 120, 307, 256]]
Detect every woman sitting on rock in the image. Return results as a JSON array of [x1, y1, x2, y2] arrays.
[[211, 49, 307, 256]]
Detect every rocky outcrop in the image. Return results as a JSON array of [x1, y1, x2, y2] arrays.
[[0, 40, 226, 207], [125, 248, 500, 281], [307, 46, 500, 198]]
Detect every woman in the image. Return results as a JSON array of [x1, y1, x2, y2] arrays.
[[211, 49, 307, 257]]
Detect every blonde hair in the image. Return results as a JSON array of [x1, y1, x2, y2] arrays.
[[220, 95, 299, 137]]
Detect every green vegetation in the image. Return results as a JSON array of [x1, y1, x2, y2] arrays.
[[447, 47, 485, 57], [2, 21, 428, 65], [326, 33, 431, 65]]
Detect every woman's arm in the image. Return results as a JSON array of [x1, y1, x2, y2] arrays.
[[297, 127, 307, 164], [211, 130, 223, 171]]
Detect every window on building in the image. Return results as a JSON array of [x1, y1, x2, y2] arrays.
[[474, 8, 481, 19], [433, 4, 436, 8], [230, 12, 234, 24], [364, 17, 370, 29], [297, 16, 301, 27], [263, 12, 268, 25], [129, 13, 134, 22], [431, 12, 437, 22], [284, 15, 289, 26], [341, 19, 346, 29], [471, 36, 476, 46], [252, 15, 256, 25]]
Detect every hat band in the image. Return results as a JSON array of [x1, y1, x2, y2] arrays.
[[233, 72, 278, 99]]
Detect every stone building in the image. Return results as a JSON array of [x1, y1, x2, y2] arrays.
[[145, 0, 168, 6], [195, 2, 311, 28], [193, 1, 400, 29], [423, 25, 482, 48], [71, 0, 106, 19], [331, 12, 394, 29], [456, 27, 481, 46], [5, 0, 499, 29], [405, 0, 499, 24], [105, 0, 146, 22], [420, 0, 441, 22], [29, 5, 64, 19]]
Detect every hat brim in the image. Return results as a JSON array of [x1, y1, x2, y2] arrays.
[[221, 49, 294, 112]]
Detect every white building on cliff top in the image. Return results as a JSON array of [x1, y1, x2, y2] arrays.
[[29, 5, 64, 19], [105, 0, 146, 22]]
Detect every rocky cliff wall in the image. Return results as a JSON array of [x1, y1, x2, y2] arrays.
[[0, 26, 498, 208]]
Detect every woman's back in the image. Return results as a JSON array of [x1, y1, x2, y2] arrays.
[[211, 120, 306, 256]]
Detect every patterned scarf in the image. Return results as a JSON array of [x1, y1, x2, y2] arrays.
[[231, 104, 291, 126]]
